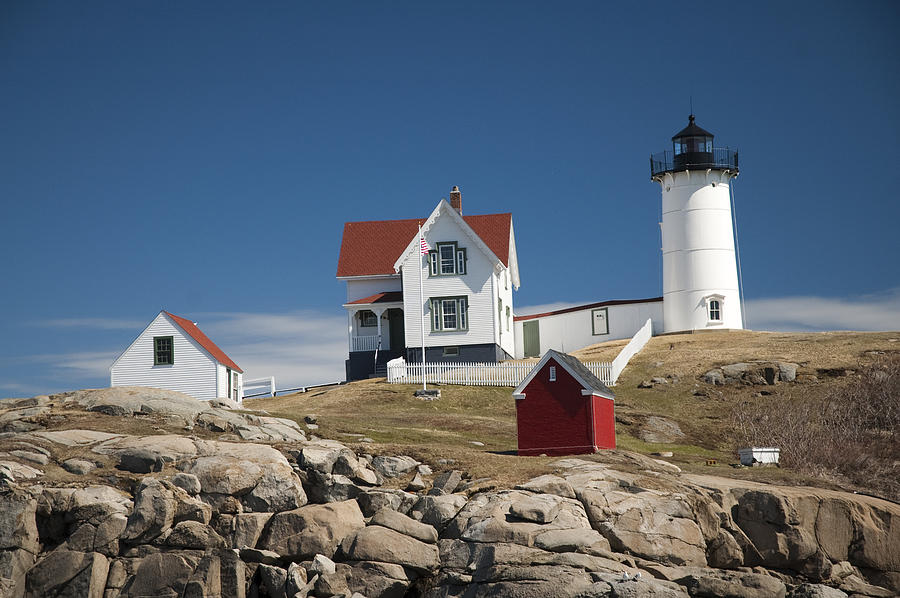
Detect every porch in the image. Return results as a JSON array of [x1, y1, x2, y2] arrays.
[[344, 291, 406, 355]]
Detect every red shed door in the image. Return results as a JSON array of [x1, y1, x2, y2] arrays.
[[592, 395, 616, 450]]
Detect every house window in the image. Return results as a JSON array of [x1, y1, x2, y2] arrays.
[[443, 346, 459, 357], [154, 336, 173, 365], [429, 242, 466, 276], [708, 299, 722, 322], [430, 296, 468, 331], [592, 308, 609, 335], [359, 310, 377, 327], [440, 244, 455, 274], [549, 366, 557, 382], [498, 299, 503, 333]]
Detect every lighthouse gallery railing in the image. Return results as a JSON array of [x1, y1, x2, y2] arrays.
[[650, 148, 739, 177]]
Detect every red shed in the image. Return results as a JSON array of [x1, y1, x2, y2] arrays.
[[512, 350, 616, 456]]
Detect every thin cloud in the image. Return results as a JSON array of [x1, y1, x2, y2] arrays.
[[35, 317, 146, 330], [745, 289, 900, 332], [18, 351, 118, 380], [186, 310, 349, 390]]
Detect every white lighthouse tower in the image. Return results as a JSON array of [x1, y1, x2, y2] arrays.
[[651, 115, 743, 333]]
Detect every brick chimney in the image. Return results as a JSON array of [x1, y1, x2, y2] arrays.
[[449, 186, 462, 214]]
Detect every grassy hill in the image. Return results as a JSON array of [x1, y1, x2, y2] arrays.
[[246, 330, 900, 498]]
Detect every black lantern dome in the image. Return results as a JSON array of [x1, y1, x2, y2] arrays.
[[650, 115, 738, 178]]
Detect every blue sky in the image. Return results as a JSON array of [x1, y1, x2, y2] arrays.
[[2, 1, 899, 396]]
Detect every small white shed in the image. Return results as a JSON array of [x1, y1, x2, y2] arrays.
[[110, 311, 243, 402]]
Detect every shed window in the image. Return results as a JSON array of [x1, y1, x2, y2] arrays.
[[154, 336, 173, 365], [549, 366, 557, 382]]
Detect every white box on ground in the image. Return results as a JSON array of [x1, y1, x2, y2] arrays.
[[738, 447, 780, 466]]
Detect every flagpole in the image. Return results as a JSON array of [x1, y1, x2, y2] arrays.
[[419, 225, 427, 391]]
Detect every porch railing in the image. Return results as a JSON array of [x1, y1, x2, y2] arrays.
[[351, 335, 379, 352]]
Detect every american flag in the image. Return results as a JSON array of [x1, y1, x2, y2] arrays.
[[420, 235, 431, 255]]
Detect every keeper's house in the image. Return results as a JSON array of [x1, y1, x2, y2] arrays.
[[513, 350, 615, 456], [110, 311, 243, 402], [337, 186, 519, 381]]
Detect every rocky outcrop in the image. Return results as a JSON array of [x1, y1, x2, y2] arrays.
[[703, 361, 800, 386], [1, 386, 898, 598]]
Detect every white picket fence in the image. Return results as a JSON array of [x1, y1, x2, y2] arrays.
[[387, 359, 613, 387], [385, 318, 654, 388], [242, 376, 276, 399]]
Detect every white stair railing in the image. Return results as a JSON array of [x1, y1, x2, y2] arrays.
[[609, 318, 653, 384]]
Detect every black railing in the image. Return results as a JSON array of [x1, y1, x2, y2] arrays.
[[650, 148, 739, 177]]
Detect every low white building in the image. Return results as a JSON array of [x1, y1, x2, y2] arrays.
[[513, 298, 663, 358], [110, 311, 243, 402]]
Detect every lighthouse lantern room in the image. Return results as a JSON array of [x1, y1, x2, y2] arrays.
[[651, 116, 744, 333]]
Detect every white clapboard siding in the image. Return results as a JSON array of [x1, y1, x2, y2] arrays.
[[216, 363, 243, 403], [387, 358, 613, 387], [345, 277, 402, 303], [400, 214, 497, 348], [110, 313, 218, 400]]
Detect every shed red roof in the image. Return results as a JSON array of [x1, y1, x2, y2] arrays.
[[164, 311, 243, 373], [336, 213, 512, 277]]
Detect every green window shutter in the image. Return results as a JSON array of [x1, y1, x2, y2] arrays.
[[431, 299, 441, 331], [428, 251, 438, 276]]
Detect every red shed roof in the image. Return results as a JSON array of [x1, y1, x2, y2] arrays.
[[337, 213, 512, 277], [164, 311, 243, 373]]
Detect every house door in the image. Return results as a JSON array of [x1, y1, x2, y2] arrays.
[[523, 320, 540, 358], [226, 368, 232, 398], [388, 309, 405, 351]]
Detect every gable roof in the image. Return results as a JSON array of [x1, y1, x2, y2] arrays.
[[164, 311, 243, 373], [513, 349, 614, 400], [336, 208, 512, 278]]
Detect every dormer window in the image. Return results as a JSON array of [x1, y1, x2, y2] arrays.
[[705, 295, 724, 323], [429, 242, 466, 276]]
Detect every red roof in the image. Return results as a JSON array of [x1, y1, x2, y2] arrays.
[[336, 213, 512, 277], [346, 291, 404, 305], [164, 311, 243, 373]]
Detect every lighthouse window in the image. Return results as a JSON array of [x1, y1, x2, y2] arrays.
[[708, 300, 722, 322]]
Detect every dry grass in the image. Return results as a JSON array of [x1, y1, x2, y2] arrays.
[[243, 330, 900, 494]]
